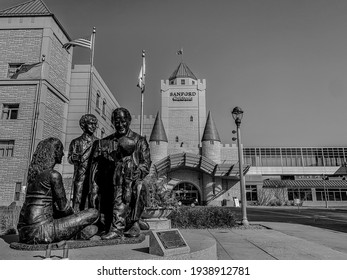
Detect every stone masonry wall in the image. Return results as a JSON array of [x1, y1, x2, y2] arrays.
[[48, 33, 69, 95], [0, 29, 42, 78], [0, 85, 37, 206], [42, 88, 65, 140]]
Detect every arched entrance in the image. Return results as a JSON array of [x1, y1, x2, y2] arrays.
[[173, 182, 201, 205]]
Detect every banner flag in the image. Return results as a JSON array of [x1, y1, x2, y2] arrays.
[[10, 62, 42, 79], [137, 51, 146, 93]]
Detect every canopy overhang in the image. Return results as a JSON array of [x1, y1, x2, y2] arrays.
[[153, 152, 250, 179]]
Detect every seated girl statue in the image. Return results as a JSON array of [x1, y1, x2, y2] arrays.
[[17, 137, 99, 244]]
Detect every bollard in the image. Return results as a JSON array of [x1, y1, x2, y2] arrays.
[[44, 244, 52, 260], [62, 243, 69, 260]]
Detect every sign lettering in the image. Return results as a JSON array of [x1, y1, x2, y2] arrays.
[[170, 91, 196, 101]]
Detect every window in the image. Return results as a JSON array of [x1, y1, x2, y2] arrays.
[[192, 81, 195, 85], [222, 179, 228, 191], [1, 104, 19, 120], [316, 188, 347, 201], [190, 116, 193, 122], [175, 136, 179, 142], [246, 185, 258, 202], [156, 141, 160, 145], [0, 140, 14, 157], [8, 63, 23, 78], [210, 140, 214, 144], [96, 91, 100, 109], [101, 128, 105, 139], [102, 100, 106, 115], [173, 182, 199, 205], [181, 79, 185, 85], [288, 188, 312, 201], [14, 182, 21, 201]]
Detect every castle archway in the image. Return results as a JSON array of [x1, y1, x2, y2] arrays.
[[173, 181, 201, 205]]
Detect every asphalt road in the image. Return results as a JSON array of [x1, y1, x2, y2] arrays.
[[232, 207, 347, 233]]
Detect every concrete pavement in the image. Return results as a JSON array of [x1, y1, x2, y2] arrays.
[[187, 222, 347, 259], [1, 222, 347, 260]]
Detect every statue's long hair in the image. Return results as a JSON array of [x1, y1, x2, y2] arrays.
[[27, 137, 63, 185]]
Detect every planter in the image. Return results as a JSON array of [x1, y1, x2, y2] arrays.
[[142, 208, 173, 219]]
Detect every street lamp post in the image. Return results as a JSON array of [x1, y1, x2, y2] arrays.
[[232, 106, 249, 226], [322, 174, 329, 209]]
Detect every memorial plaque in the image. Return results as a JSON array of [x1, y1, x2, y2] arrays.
[[157, 230, 187, 249], [149, 229, 190, 257]]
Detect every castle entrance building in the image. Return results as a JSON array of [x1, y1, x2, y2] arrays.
[[132, 61, 347, 207], [132, 62, 245, 206]]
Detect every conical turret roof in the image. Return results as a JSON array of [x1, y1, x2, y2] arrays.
[[202, 111, 221, 142], [169, 62, 197, 81], [0, 0, 52, 16], [149, 112, 168, 142]]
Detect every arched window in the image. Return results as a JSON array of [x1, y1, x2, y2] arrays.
[[173, 182, 200, 205]]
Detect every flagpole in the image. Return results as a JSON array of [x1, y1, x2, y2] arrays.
[[140, 50, 145, 136], [87, 27, 96, 114], [25, 54, 45, 186]]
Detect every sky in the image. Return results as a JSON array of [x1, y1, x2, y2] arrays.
[[3, 0, 347, 147]]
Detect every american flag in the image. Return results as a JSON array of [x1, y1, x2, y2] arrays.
[[63, 38, 92, 50]]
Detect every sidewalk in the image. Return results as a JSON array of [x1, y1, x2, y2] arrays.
[[184, 222, 347, 260], [1, 222, 347, 260]]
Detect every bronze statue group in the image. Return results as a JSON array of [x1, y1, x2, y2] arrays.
[[17, 108, 152, 244]]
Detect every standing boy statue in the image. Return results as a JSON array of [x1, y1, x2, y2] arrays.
[[68, 114, 98, 212]]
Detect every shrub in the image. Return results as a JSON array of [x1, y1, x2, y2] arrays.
[[0, 205, 21, 236], [169, 206, 237, 228], [0, 213, 16, 235], [144, 175, 178, 209]]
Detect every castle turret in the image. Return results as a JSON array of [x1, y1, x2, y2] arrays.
[[201, 111, 221, 163], [149, 112, 168, 163], [161, 61, 206, 151]]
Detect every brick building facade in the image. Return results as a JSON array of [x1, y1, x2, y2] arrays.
[[0, 0, 119, 206]]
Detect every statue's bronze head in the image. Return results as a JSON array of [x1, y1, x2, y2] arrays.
[[111, 108, 132, 137], [28, 138, 64, 184], [79, 114, 98, 134]]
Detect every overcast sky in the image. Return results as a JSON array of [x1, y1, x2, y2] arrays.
[[3, 0, 347, 147]]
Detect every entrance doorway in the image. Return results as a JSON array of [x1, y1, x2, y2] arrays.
[[173, 182, 200, 205]]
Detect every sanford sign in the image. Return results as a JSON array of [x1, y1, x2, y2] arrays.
[[170, 91, 196, 101]]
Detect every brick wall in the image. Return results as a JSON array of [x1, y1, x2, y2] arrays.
[[220, 144, 239, 162], [168, 109, 199, 147], [48, 33, 69, 95], [0, 85, 36, 205], [0, 29, 42, 78], [42, 88, 65, 140]]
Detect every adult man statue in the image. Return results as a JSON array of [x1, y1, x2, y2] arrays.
[[68, 114, 98, 212], [90, 108, 151, 239]]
